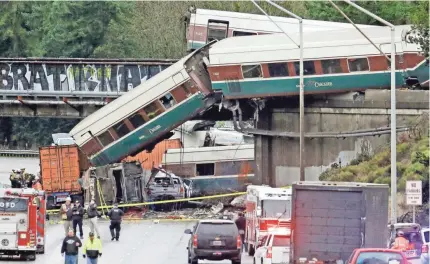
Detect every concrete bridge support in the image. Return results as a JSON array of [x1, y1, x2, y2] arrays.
[[253, 90, 429, 187]]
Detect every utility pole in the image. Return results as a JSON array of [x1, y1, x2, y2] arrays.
[[264, 0, 305, 181], [342, 0, 397, 224]]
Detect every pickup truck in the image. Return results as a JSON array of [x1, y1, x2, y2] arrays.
[[145, 167, 189, 210]]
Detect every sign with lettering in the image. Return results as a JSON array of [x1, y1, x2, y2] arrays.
[[406, 180, 422, 205], [0, 60, 174, 92], [0, 198, 28, 212]]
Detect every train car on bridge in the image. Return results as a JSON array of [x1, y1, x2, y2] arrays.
[[70, 42, 217, 167], [207, 25, 429, 100], [184, 8, 378, 51]]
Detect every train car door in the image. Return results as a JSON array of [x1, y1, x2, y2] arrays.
[[206, 19, 229, 43]]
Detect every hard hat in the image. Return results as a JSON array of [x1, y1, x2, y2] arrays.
[[397, 230, 404, 236], [65, 197, 71, 201], [89, 232, 94, 237]]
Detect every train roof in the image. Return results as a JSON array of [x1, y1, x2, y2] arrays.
[[193, 8, 379, 33], [69, 53, 193, 141], [209, 25, 419, 65]]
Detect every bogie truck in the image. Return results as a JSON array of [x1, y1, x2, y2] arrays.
[[39, 145, 89, 209], [290, 181, 389, 264]]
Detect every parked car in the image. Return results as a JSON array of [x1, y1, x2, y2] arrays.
[[253, 228, 291, 264], [184, 219, 242, 264], [421, 227, 429, 264], [347, 248, 409, 264]]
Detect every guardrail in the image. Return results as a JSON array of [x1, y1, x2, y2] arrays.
[[0, 149, 39, 157]]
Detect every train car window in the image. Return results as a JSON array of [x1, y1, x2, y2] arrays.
[[128, 112, 146, 129], [268, 63, 289, 77], [293, 61, 316, 75], [97, 130, 114, 147], [242, 65, 262, 79], [196, 163, 215, 176], [233, 31, 257, 37], [113, 121, 130, 138], [348, 58, 369, 72], [207, 20, 229, 42], [143, 101, 164, 120], [159, 93, 177, 110], [321, 59, 343, 74]]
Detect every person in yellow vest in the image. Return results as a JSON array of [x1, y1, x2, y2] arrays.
[[391, 230, 410, 251], [83, 232, 102, 264]]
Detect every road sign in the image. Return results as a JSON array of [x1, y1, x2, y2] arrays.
[[406, 181, 422, 205]]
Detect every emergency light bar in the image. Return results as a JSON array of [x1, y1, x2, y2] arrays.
[[4, 188, 45, 197]]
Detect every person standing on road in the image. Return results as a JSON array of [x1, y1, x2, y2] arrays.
[[72, 200, 85, 239], [61, 229, 82, 264], [108, 203, 124, 241], [83, 232, 102, 264], [87, 200, 101, 239], [235, 212, 247, 252], [60, 197, 74, 236], [391, 230, 410, 250]]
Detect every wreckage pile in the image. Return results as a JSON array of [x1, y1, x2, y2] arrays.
[[132, 194, 247, 220]]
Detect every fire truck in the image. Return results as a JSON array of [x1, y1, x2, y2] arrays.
[[0, 188, 46, 261], [245, 185, 292, 256]]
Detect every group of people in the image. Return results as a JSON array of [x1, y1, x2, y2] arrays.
[[60, 197, 125, 263], [9, 168, 41, 189]]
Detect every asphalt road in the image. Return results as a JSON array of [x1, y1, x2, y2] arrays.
[[0, 220, 253, 264]]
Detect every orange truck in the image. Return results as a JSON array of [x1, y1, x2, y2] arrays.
[[39, 145, 90, 209]]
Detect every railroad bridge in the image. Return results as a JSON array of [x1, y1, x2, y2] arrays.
[[0, 57, 177, 118]]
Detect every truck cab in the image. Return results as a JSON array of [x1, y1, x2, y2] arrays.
[[0, 188, 46, 261], [245, 185, 292, 256]]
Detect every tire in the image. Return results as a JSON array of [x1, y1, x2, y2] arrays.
[[190, 258, 198, 264], [232, 260, 241, 264], [25, 253, 36, 261], [37, 245, 45, 254]]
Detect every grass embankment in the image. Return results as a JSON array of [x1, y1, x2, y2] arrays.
[[320, 136, 429, 192]]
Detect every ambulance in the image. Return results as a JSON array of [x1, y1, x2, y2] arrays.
[[245, 185, 292, 256], [0, 188, 46, 261]]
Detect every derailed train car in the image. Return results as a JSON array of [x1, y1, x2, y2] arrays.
[[70, 42, 217, 167]]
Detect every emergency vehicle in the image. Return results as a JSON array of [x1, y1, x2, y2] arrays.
[[0, 188, 46, 261], [254, 227, 291, 264], [245, 185, 292, 256]]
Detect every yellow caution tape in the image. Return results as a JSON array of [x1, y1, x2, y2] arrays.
[[46, 185, 291, 214]]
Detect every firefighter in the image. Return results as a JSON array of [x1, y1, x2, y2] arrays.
[[72, 200, 85, 239], [235, 212, 247, 252], [87, 200, 101, 239], [391, 230, 410, 250], [82, 232, 102, 264], [60, 197, 74, 236], [61, 229, 82, 264], [9, 169, 18, 188], [32, 176, 42, 191], [107, 203, 124, 241]]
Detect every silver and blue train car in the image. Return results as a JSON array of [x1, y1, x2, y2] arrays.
[[70, 43, 216, 166]]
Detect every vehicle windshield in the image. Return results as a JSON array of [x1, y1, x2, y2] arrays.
[[0, 197, 28, 212], [197, 223, 237, 236], [272, 235, 291, 247], [262, 199, 291, 218], [356, 252, 405, 264]]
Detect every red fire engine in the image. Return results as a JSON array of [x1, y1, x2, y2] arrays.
[[245, 185, 292, 256], [0, 188, 46, 261]]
